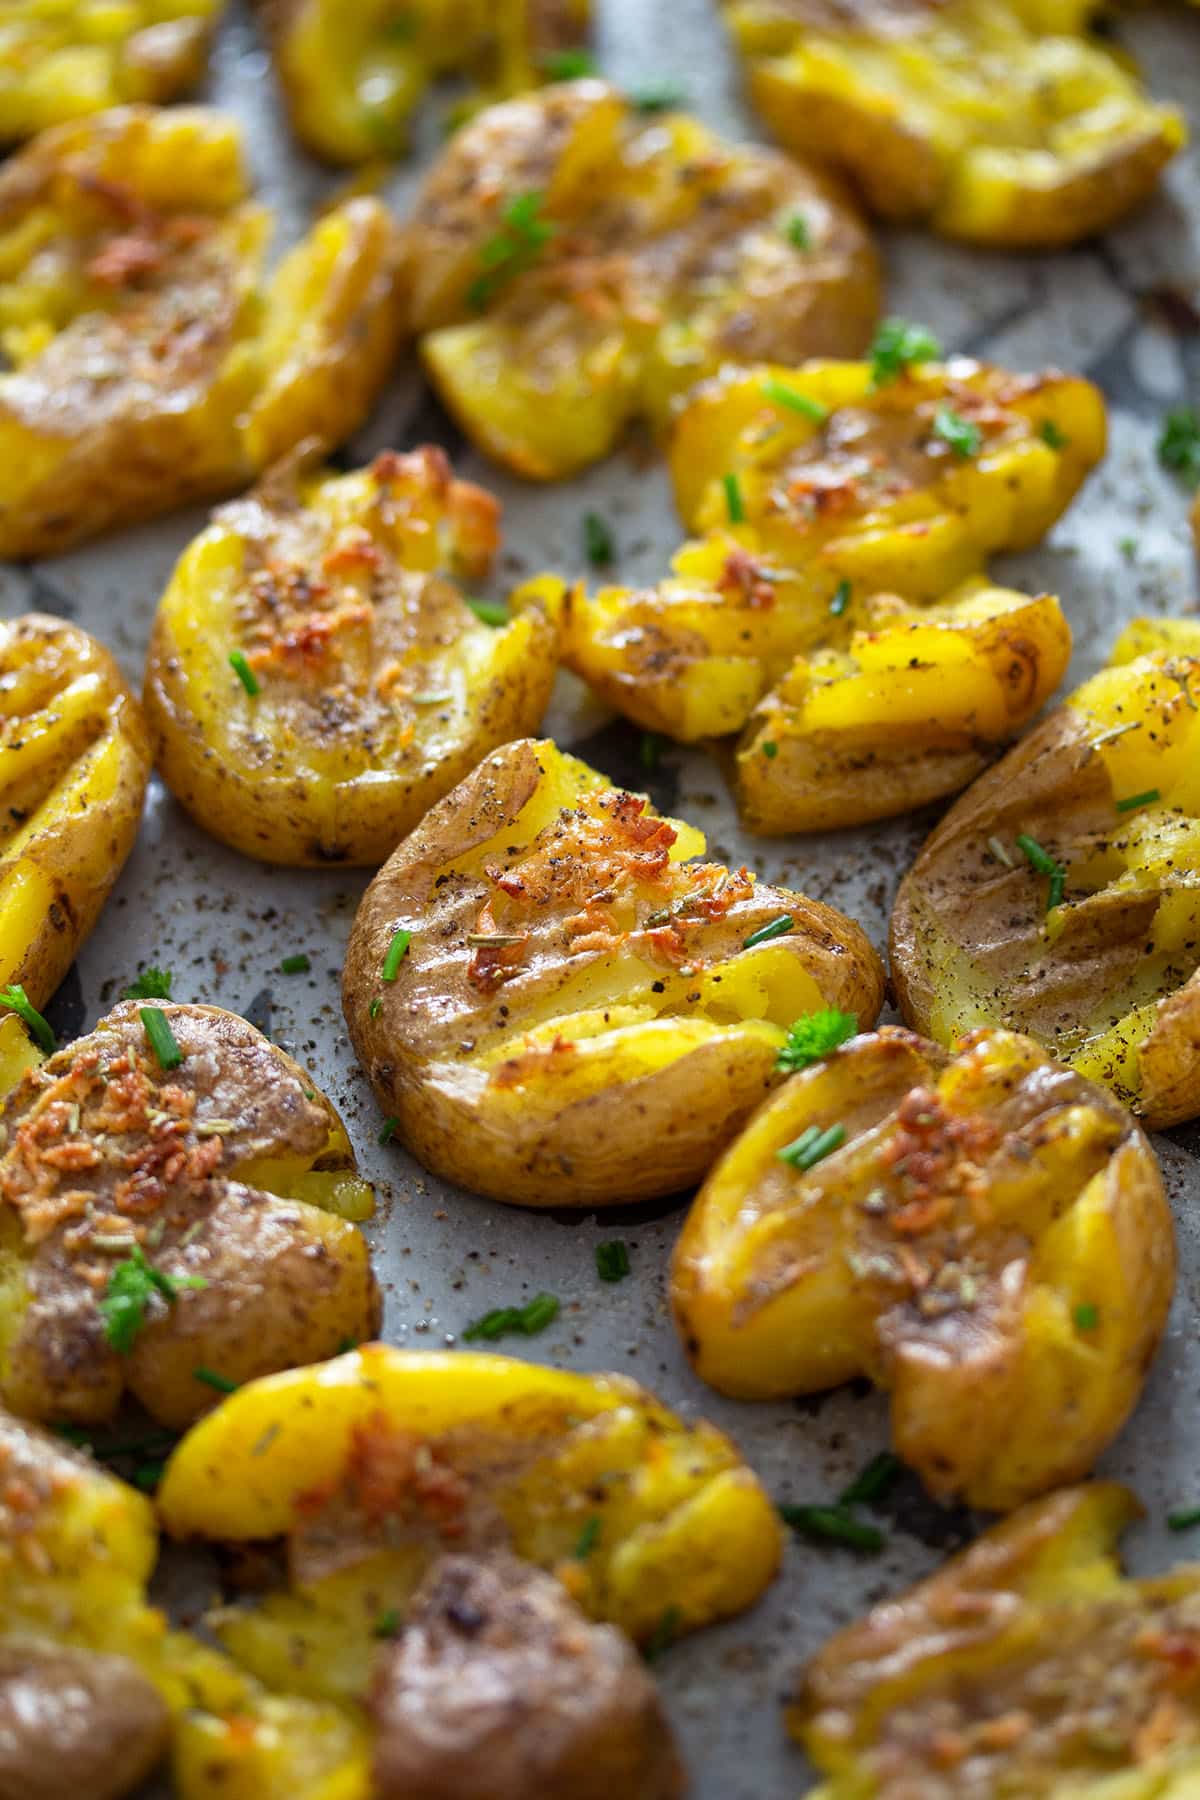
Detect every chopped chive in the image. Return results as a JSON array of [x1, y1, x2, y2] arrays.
[[1074, 1302, 1099, 1330], [1015, 833, 1066, 913], [987, 835, 1014, 868], [839, 1451, 902, 1507], [280, 953, 311, 975], [1118, 535, 1138, 560], [743, 913, 794, 949], [782, 212, 811, 250], [762, 740, 778, 758], [630, 80, 687, 112], [1169, 1506, 1200, 1532], [369, 997, 383, 1018], [1039, 420, 1068, 450], [829, 579, 851, 617], [931, 408, 982, 459], [722, 471, 744, 524], [1116, 789, 1160, 813], [640, 731, 664, 773], [643, 1605, 682, 1661], [99, 1245, 208, 1354], [374, 1607, 402, 1638], [140, 1006, 183, 1071], [335, 1336, 359, 1353], [467, 189, 556, 309], [229, 649, 260, 696], [132, 1460, 166, 1493], [761, 378, 827, 423], [468, 597, 509, 627], [777, 1008, 857, 1073], [1158, 408, 1200, 485], [381, 927, 412, 981], [777, 1122, 845, 1171], [541, 48, 596, 79], [192, 1366, 238, 1394], [378, 1117, 399, 1145], [0, 983, 55, 1054], [123, 966, 172, 1000], [584, 510, 615, 566], [868, 318, 942, 389], [779, 1504, 883, 1552], [596, 1240, 631, 1282], [462, 1292, 560, 1341], [574, 1515, 602, 1558]]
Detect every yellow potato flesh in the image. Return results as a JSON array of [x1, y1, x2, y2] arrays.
[[672, 1027, 1171, 1510], [725, 0, 1185, 245], [794, 1483, 1200, 1798]]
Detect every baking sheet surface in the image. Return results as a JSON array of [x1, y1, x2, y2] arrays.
[[2, 4, 1200, 1793]]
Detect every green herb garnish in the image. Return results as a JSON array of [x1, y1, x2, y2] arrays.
[[381, 927, 412, 982], [722, 470, 744, 524], [1016, 833, 1066, 911], [99, 1246, 207, 1354], [229, 649, 260, 696], [743, 914, 794, 949], [378, 1117, 399, 1145], [643, 1605, 682, 1661], [468, 597, 509, 627], [868, 318, 942, 389], [640, 731, 664, 773], [931, 407, 982, 459], [1158, 408, 1200, 484], [777, 1122, 846, 1171], [192, 1366, 238, 1395], [468, 190, 556, 309], [596, 1240, 631, 1282], [574, 1515, 602, 1558], [584, 510, 615, 566], [1169, 1506, 1200, 1532], [777, 1008, 857, 1073], [630, 80, 686, 112], [541, 48, 597, 80], [1039, 420, 1068, 449], [123, 966, 172, 1000], [1116, 789, 1160, 813], [839, 1451, 902, 1507], [280, 953, 311, 975], [779, 1504, 883, 1552], [762, 740, 778, 758], [0, 983, 55, 1054], [783, 212, 811, 250], [140, 1006, 183, 1070], [761, 378, 827, 423], [829, 579, 851, 617], [369, 997, 383, 1018], [374, 1607, 402, 1637], [462, 1292, 560, 1341], [1074, 1302, 1099, 1330]]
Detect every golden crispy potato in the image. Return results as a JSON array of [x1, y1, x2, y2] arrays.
[[672, 1025, 1172, 1511], [0, 2, 221, 143], [892, 618, 1200, 1129], [551, 357, 1097, 827], [791, 1482, 1200, 1797], [0, 1405, 372, 1800], [0, 105, 404, 560], [405, 80, 880, 480], [0, 614, 149, 1018], [158, 1344, 784, 1653], [260, 0, 590, 164], [144, 447, 556, 867], [0, 1000, 380, 1428], [721, 0, 1186, 246], [341, 737, 884, 1206]]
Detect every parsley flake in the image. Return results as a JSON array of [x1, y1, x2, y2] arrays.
[[762, 739, 778, 759], [931, 407, 982, 459], [123, 966, 172, 1000], [829, 579, 851, 617], [1074, 1302, 1099, 1330], [868, 318, 942, 388], [468, 190, 556, 309], [783, 212, 811, 250], [776, 1008, 858, 1073], [1169, 1506, 1200, 1532], [468, 597, 509, 627], [374, 1607, 402, 1638], [378, 1117, 399, 1145], [1158, 409, 1200, 485], [1039, 419, 1068, 450], [630, 80, 687, 112], [280, 953, 311, 975], [541, 48, 597, 80], [596, 1240, 631, 1282], [584, 510, 615, 566]]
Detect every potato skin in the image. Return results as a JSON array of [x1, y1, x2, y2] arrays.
[[672, 1025, 1172, 1511], [144, 449, 556, 867], [891, 623, 1200, 1128], [0, 1641, 170, 1800], [0, 1001, 380, 1428], [342, 736, 884, 1207], [0, 615, 150, 1015], [405, 80, 879, 480], [791, 1483, 1200, 1798], [159, 1344, 783, 1650], [722, 0, 1186, 246], [0, 107, 403, 559]]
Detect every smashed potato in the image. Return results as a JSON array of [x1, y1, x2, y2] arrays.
[[342, 737, 884, 1206], [0, 614, 150, 1017], [891, 618, 1200, 1128], [0, 1001, 379, 1427], [260, 0, 590, 164], [158, 1344, 784, 1650], [791, 1482, 1200, 1796], [552, 355, 1096, 827], [0, 2, 220, 142], [405, 79, 880, 479], [144, 448, 556, 867], [672, 1025, 1172, 1511], [0, 105, 404, 559], [721, 0, 1186, 245]]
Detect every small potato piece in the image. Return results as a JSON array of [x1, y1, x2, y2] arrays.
[[555, 356, 1098, 755], [370, 1553, 685, 1800], [791, 1483, 1200, 1797], [144, 448, 556, 867], [672, 1026, 1172, 1511], [0, 1641, 170, 1800], [406, 80, 879, 480], [261, 0, 590, 164], [0, 1001, 380, 1428], [0, 615, 150, 1014], [721, 0, 1185, 246], [0, 2, 221, 143], [158, 1344, 783, 1654], [0, 106, 404, 559], [342, 737, 884, 1207], [891, 620, 1200, 1128]]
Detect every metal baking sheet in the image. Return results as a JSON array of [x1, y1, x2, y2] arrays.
[[2, 3, 1200, 1793]]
